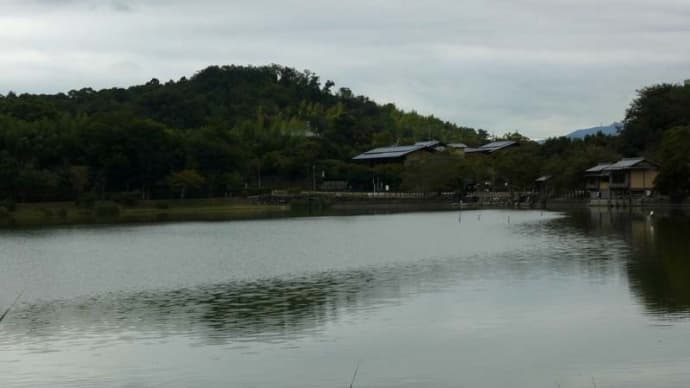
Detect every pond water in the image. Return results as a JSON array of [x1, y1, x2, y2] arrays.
[[0, 209, 689, 387]]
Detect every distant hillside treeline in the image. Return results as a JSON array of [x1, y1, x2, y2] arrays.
[[0, 65, 689, 202], [0, 65, 488, 201]]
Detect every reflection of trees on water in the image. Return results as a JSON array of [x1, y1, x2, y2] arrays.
[[1, 260, 459, 347], [195, 272, 377, 342], [3, 272, 368, 346], [626, 215, 690, 316], [564, 209, 690, 317]]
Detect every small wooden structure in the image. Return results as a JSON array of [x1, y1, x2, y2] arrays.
[[585, 163, 613, 198], [585, 158, 659, 200], [534, 175, 552, 194], [606, 158, 659, 195]]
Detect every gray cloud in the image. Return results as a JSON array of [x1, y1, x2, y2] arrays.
[[2, 0, 689, 137]]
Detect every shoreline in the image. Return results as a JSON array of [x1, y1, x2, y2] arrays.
[[1, 196, 688, 229], [0, 198, 289, 229]]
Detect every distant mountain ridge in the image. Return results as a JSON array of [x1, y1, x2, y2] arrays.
[[566, 122, 621, 139]]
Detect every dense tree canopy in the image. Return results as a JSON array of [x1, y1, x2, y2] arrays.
[[617, 81, 690, 197], [0, 65, 488, 201], [0, 66, 688, 202], [656, 126, 690, 198], [621, 82, 690, 156]]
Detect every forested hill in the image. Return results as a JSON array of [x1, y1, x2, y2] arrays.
[[0, 65, 488, 201], [2, 65, 688, 203]]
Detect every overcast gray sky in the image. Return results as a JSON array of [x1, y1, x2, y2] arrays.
[[2, 0, 689, 138]]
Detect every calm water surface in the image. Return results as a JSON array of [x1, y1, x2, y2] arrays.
[[1, 209, 689, 387]]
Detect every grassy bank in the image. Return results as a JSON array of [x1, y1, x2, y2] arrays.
[[0, 198, 289, 228], [0, 195, 573, 229]]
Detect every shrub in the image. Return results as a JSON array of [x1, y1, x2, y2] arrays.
[[0, 206, 9, 218], [155, 201, 170, 209], [38, 208, 53, 218], [94, 202, 120, 217], [289, 197, 331, 215], [111, 192, 140, 207], [0, 199, 16, 211], [76, 192, 97, 208], [57, 208, 68, 218]]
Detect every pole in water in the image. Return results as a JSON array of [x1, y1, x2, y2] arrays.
[[508, 215, 510, 224], [0, 290, 23, 324], [349, 360, 361, 388]]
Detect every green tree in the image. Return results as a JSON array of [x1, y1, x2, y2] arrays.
[[219, 171, 244, 195], [656, 126, 690, 199], [401, 153, 465, 193], [16, 167, 59, 201], [492, 143, 541, 191], [167, 169, 206, 199], [69, 165, 90, 197], [621, 83, 690, 155]]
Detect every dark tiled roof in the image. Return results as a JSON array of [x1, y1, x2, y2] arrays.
[[585, 163, 613, 173], [585, 158, 659, 174], [465, 140, 517, 154], [352, 141, 440, 160], [481, 140, 517, 150], [604, 158, 647, 170], [413, 141, 439, 148]]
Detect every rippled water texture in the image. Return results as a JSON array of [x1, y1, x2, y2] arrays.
[[1, 209, 689, 387]]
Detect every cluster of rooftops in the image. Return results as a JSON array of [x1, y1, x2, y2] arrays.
[[353, 141, 656, 171], [352, 141, 659, 192], [352, 140, 518, 161], [349, 138, 664, 197]]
